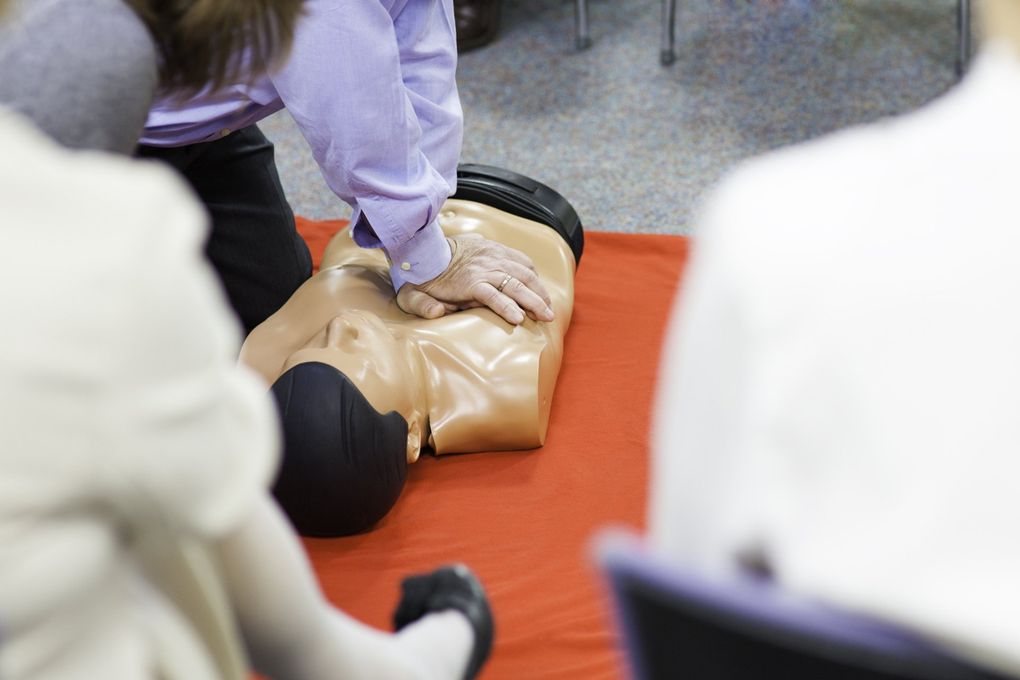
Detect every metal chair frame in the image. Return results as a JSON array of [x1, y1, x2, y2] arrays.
[[594, 531, 1008, 680], [957, 0, 972, 75], [576, 0, 592, 49], [630, 1, 973, 72]]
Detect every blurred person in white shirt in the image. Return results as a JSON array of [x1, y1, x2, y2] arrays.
[[0, 96, 491, 680], [649, 1, 1020, 675]]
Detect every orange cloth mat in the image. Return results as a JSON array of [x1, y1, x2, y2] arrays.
[[294, 217, 689, 679]]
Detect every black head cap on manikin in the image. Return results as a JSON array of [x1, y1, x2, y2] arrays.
[[269, 361, 409, 537]]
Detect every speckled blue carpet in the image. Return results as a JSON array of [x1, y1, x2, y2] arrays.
[[262, 0, 963, 234]]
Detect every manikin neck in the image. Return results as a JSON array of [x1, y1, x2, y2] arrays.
[[400, 336, 431, 462]]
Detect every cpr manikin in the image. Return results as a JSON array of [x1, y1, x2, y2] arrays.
[[239, 166, 584, 536]]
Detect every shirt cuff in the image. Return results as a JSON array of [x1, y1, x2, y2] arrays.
[[386, 219, 452, 289]]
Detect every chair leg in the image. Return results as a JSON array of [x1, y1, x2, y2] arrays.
[[957, 0, 971, 77], [575, 0, 592, 50], [660, 0, 676, 65]]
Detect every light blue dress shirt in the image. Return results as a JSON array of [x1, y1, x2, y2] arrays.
[[142, 0, 463, 290]]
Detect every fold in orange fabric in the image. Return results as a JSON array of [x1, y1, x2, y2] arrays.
[[294, 216, 690, 679]]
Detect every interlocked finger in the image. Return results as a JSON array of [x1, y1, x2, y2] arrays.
[[496, 272, 514, 294], [504, 264, 549, 307], [468, 277, 522, 324], [409, 233, 554, 325], [470, 264, 553, 324], [500, 262, 552, 315]]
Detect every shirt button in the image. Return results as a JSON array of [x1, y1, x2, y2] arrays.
[[220, 128, 231, 137], [400, 262, 412, 271]]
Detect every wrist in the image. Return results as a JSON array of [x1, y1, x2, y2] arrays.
[[386, 221, 451, 290]]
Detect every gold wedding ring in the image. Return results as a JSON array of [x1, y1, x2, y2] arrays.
[[496, 272, 513, 293]]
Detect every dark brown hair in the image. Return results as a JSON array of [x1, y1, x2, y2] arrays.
[[123, 0, 305, 93]]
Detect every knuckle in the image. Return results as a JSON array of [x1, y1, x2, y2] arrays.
[[516, 268, 538, 285]]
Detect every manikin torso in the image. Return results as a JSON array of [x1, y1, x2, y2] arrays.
[[239, 200, 576, 460]]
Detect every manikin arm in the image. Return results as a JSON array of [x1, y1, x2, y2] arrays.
[[214, 495, 475, 680]]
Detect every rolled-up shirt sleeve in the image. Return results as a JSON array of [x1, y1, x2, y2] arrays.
[[269, 0, 463, 289]]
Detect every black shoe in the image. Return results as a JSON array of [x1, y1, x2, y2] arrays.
[[455, 0, 501, 52], [393, 564, 495, 680]]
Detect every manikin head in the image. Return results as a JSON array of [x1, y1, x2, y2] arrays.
[[269, 309, 427, 537], [280, 310, 426, 460]]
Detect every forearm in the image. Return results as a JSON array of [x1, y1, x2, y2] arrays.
[[214, 495, 472, 680], [269, 0, 462, 288]]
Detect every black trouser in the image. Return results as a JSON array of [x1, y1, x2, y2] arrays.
[[138, 125, 312, 335]]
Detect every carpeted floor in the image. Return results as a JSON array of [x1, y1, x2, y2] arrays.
[[263, 0, 963, 233]]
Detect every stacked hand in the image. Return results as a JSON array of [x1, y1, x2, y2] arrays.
[[393, 564, 495, 680], [396, 233, 555, 325]]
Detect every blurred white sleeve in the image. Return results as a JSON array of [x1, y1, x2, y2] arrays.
[[98, 166, 280, 540], [647, 187, 763, 574], [81, 163, 471, 679], [217, 495, 474, 680]]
